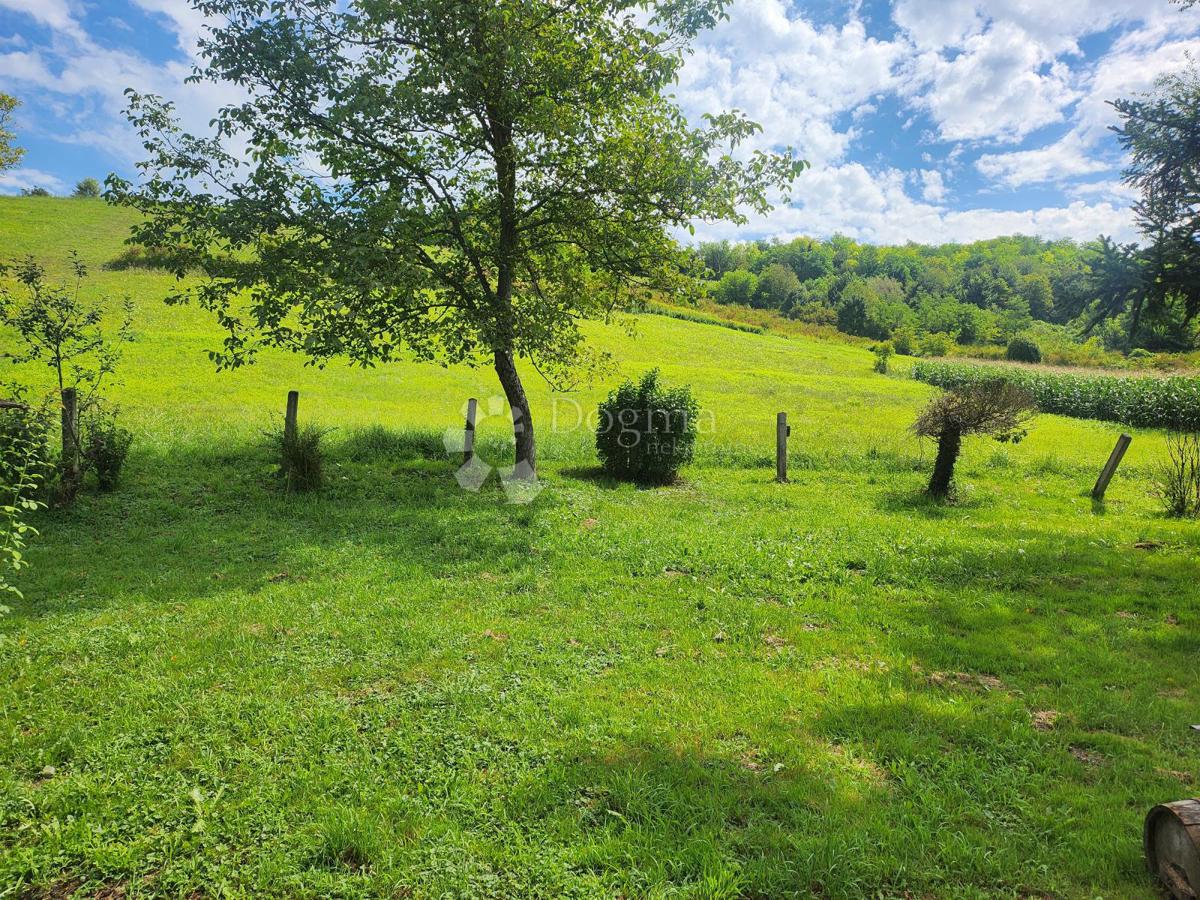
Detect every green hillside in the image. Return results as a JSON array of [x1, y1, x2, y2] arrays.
[[1, 197, 1197, 897]]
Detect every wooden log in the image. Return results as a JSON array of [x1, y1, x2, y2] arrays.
[[0, 400, 28, 410], [1092, 433, 1132, 500], [284, 390, 299, 444], [60, 387, 79, 481], [776, 412, 789, 483], [464, 398, 478, 464], [1145, 799, 1200, 898]]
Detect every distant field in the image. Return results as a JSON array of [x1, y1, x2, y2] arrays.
[[1, 197, 1197, 898]]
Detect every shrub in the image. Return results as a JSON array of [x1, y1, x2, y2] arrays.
[[918, 331, 953, 358], [1154, 431, 1200, 518], [273, 423, 326, 492], [912, 360, 1200, 430], [872, 342, 893, 374], [891, 325, 917, 356], [81, 404, 132, 490], [913, 381, 1035, 497], [596, 369, 698, 484], [0, 394, 54, 496], [1006, 335, 1042, 363], [73, 177, 102, 199], [20, 186, 51, 197], [0, 397, 51, 606]]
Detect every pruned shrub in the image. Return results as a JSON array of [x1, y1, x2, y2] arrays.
[[596, 369, 698, 484], [1154, 431, 1200, 518], [872, 342, 893, 374], [272, 423, 326, 492], [1006, 335, 1042, 364], [913, 381, 1035, 497], [81, 404, 132, 491]]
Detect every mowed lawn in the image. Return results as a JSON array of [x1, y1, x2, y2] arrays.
[[1, 197, 1198, 898]]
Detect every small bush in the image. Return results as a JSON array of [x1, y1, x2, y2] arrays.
[[20, 187, 51, 197], [1154, 431, 1200, 518], [596, 369, 698, 484], [273, 423, 326, 492], [872, 342, 893, 374], [81, 404, 133, 491], [1006, 335, 1042, 364], [0, 394, 52, 606], [73, 178, 102, 199], [891, 325, 916, 356], [0, 396, 54, 496], [918, 332, 952, 358]]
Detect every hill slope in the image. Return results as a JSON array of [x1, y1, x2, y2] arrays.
[[0, 198, 1197, 898]]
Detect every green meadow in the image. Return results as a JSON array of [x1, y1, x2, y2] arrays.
[[1, 197, 1197, 898]]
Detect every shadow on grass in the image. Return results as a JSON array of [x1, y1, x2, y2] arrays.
[[9, 433, 558, 621]]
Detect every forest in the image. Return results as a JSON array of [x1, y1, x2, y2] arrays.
[[694, 233, 1197, 359]]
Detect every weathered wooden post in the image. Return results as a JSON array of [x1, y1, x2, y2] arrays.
[[464, 398, 478, 464], [60, 387, 79, 482], [284, 390, 299, 444], [1092, 433, 1132, 501], [776, 412, 789, 483]]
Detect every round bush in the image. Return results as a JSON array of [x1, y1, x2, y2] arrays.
[[1006, 335, 1042, 363], [596, 369, 698, 484]]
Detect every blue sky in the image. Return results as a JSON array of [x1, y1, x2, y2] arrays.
[[1, 0, 1198, 245]]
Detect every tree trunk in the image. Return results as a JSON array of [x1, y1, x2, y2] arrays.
[[928, 426, 961, 497], [494, 349, 536, 478]]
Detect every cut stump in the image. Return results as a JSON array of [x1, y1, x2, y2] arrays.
[[1145, 799, 1200, 898]]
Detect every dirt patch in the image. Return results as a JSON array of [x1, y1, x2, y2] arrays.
[[1031, 710, 1059, 731], [1069, 746, 1104, 766], [929, 671, 1004, 691]]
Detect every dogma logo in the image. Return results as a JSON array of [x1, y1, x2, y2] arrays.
[[443, 396, 544, 504]]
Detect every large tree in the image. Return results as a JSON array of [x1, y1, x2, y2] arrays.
[[1107, 57, 1200, 342], [0, 93, 24, 172], [109, 0, 804, 478]]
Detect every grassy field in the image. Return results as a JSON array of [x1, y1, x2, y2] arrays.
[[1, 197, 1198, 898]]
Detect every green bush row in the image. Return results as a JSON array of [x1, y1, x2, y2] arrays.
[[912, 360, 1200, 430]]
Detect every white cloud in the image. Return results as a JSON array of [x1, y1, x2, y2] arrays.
[[689, 162, 1137, 245], [0, 0, 84, 41], [901, 23, 1080, 144], [976, 134, 1110, 187], [918, 169, 946, 202], [0, 166, 67, 193], [0, 0, 245, 166], [676, 0, 907, 164]]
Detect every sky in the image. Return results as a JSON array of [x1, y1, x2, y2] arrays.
[[0, 0, 1198, 247]]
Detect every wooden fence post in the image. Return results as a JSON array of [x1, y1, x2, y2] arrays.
[[284, 390, 299, 444], [60, 387, 79, 482], [1092, 433, 1132, 501], [776, 412, 789, 483], [464, 398, 478, 464]]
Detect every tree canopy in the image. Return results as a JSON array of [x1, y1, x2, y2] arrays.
[[1112, 61, 1200, 333], [0, 94, 23, 173], [109, 0, 805, 477]]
